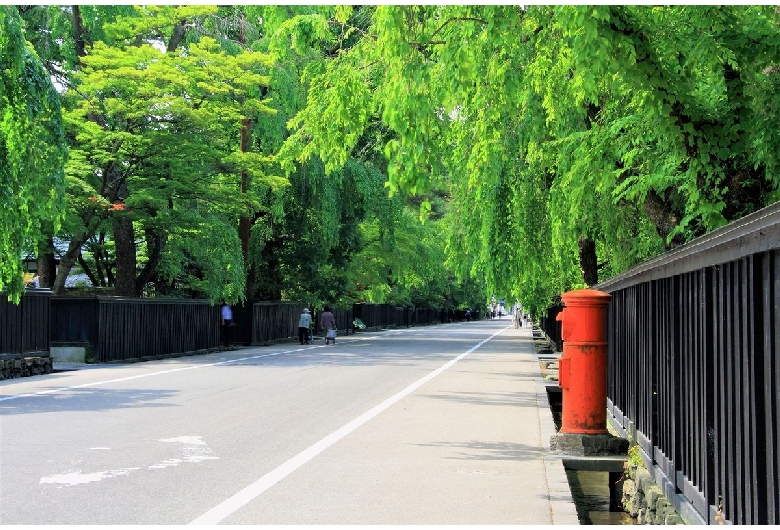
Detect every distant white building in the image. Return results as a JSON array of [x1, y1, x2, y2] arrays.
[[64, 273, 93, 288]]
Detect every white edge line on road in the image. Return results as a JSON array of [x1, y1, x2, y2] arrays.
[[189, 327, 508, 525], [0, 323, 482, 404], [0, 350, 293, 403]]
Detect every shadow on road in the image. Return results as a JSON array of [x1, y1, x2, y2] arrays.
[[0, 387, 178, 415], [410, 439, 544, 462], [418, 390, 541, 408]]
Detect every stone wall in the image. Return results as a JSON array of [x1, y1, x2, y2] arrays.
[[622, 461, 684, 525], [0, 356, 53, 380]]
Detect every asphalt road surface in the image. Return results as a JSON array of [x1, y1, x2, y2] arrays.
[[0, 318, 566, 525]]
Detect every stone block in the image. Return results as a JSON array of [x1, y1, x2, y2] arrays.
[[652, 499, 672, 524], [633, 490, 646, 517], [622, 478, 636, 497], [645, 484, 664, 509], [0, 355, 52, 381], [550, 432, 629, 456], [665, 513, 684, 525], [636, 466, 656, 493]]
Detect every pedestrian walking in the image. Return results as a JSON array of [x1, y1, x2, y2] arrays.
[[514, 308, 521, 329], [298, 307, 312, 345], [320, 305, 337, 345], [221, 303, 233, 349]]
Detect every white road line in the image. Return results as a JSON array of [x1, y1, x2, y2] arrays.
[[0, 324, 482, 404], [0, 350, 292, 403], [189, 327, 507, 525]]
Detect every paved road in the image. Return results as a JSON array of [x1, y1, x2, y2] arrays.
[[0, 319, 577, 525]]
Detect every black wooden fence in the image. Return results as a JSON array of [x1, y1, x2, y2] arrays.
[[538, 303, 563, 350], [51, 295, 99, 346], [595, 200, 780, 525], [96, 298, 219, 363], [353, 303, 402, 329], [0, 289, 49, 355], [2, 292, 458, 366], [252, 302, 302, 344], [331, 306, 355, 334]]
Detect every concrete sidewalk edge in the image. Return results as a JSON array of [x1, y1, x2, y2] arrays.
[[536, 379, 580, 524]]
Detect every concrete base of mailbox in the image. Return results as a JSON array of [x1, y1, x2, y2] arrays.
[[550, 432, 629, 457]]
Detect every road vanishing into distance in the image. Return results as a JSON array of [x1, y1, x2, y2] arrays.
[[0, 319, 566, 525]]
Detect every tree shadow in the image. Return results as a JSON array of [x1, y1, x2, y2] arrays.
[[209, 341, 461, 370], [0, 387, 178, 415], [412, 439, 545, 462], [417, 390, 541, 408], [3, 322, 540, 415]]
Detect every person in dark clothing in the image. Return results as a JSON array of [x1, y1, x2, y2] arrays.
[[320, 305, 337, 345]]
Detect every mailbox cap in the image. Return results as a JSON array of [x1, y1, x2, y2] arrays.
[[560, 288, 611, 307]]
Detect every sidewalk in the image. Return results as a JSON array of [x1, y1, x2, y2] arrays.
[[396, 322, 580, 524], [222, 321, 582, 525], [337, 321, 580, 524]]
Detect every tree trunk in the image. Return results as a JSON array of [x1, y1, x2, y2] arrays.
[[90, 232, 112, 287], [245, 258, 258, 299], [112, 216, 137, 296], [237, 12, 253, 297], [77, 253, 102, 288], [167, 20, 187, 52], [643, 189, 686, 249], [72, 6, 87, 59], [239, 119, 251, 263], [135, 228, 166, 294], [578, 236, 599, 287], [36, 235, 57, 289], [53, 233, 87, 294]]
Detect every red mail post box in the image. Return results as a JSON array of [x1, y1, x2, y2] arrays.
[[556, 288, 611, 434]]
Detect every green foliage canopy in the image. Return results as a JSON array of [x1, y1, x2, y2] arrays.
[[279, 5, 780, 316], [0, 6, 67, 302]]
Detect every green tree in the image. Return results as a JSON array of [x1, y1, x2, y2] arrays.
[[57, 7, 278, 302], [0, 6, 67, 302], [16, 5, 137, 288], [13, 5, 487, 310], [278, 5, 780, 316], [343, 209, 448, 307]]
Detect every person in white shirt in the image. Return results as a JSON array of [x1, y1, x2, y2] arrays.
[[221, 303, 233, 348], [298, 308, 312, 344]]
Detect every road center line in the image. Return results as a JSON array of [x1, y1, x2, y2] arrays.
[[189, 327, 507, 525]]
